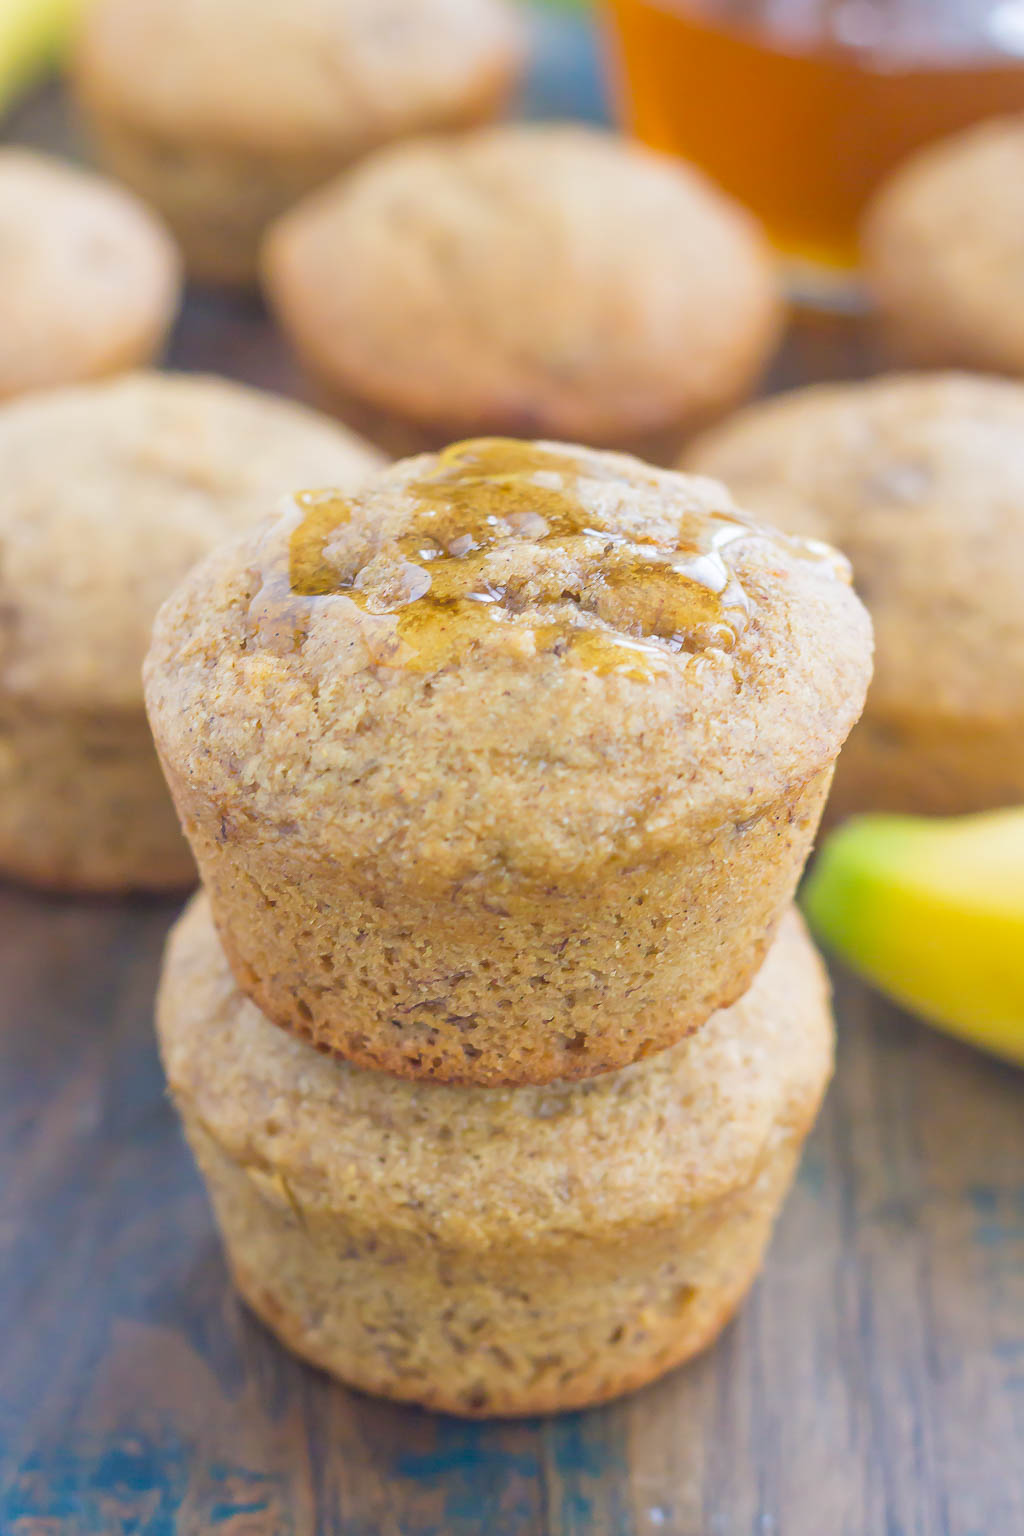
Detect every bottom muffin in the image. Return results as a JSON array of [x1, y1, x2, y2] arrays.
[[156, 895, 833, 1417]]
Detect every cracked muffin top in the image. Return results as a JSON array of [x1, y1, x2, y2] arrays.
[[74, 0, 526, 155], [262, 123, 783, 447], [0, 149, 179, 399], [686, 373, 1024, 723], [0, 373, 382, 712], [145, 439, 871, 884], [158, 893, 833, 1247]]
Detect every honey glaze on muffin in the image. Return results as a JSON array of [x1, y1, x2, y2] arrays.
[[251, 437, 838, 683]]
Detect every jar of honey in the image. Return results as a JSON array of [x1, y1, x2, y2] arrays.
[[603, 0, 1024, 298]]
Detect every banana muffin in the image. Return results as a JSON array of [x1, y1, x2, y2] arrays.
[[863, 116, 1024, 373], [687, 372, 1024, 817], [73, 0, 526, 286], [0, 149, 179, 400], [262, 123, 784, 458], [145, 439, 870, 1082], [0, 373, 381, 893], [157, 893, 834, 1417]]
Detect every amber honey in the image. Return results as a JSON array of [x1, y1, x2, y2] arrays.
[[253, 440, 763, 681], [604, 0, 1024, 283]]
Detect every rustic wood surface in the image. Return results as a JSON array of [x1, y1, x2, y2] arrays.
[[2, 23, 1023, 1536]]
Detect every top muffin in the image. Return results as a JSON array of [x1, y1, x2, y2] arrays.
[[145, 440, 869, 1083], [149, 438, 869, 882], [262, 124, 783, 456], [74, 0, 527, 283]]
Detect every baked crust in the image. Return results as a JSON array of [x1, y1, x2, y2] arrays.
[[157, 896, 834, 1417], [863, 115, 1024, 374], [145, 441, 870, 1078], [263, 124, 783, 448]]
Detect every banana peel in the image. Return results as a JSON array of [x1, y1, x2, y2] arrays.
[[803, 808, 1024, 1067], [0, 0, 83, 118]]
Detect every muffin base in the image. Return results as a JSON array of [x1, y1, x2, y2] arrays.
[[177, 763, 833, 1085], [0, 700, 194, 892], [187, 1118, 802, 1418]]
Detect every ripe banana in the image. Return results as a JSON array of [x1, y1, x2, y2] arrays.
[[0, 0, 82, 118], [803, 808, 1024, 1067]]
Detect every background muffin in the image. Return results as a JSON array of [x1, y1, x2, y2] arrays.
[[686, 372, 1024, 817], [145, 439, 870, 1082], [0, 372, 382, 892], [262, 123, 784, 458], [863, 115, 1024, 373], [73, 0, 527, 286], [158, 893, 834, 1417], [0, 148, 179, 400]]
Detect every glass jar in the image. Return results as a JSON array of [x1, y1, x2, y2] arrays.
[[603, 0, 1024, 301]]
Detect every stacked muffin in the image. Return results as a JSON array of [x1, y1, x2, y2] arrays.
[[147, 439, 872, 1416]]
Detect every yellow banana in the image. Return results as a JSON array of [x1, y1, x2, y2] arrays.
[[802, 808, 1024, 1067], [0, 0, 83, 117]]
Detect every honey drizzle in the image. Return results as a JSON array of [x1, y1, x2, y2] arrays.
[[257, 440, 765, 681]]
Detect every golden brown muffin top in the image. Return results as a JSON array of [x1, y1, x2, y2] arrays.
[[0, 373, 382, 712], [158, 893, 833, 1249], [686, 373, 1024, 722], [863, 116, 1024, 373], [74, 0, 525, 155], [262, 123, 783, 444], [0, 150, 179, 399], [145, 439, 871, 884]]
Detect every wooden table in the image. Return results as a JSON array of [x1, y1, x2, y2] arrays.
[[2, 27, 1023, 1536]]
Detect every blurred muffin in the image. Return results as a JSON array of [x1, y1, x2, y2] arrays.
[[73, 0, 527, 286], [158, 893, 834, 1417], [0, 373, 381, 893], [145, 439, 869, 1083], [863, 116, 1024, 373], [687, 372, 1024, 817], [0, 149, 179, 400], [262, 123, 784, 458]]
